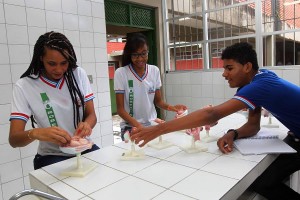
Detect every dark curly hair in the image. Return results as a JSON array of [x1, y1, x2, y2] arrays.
[[221, 42, 259, 71], [22, 31, 85, 129]]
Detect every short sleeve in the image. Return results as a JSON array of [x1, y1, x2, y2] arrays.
[[10, 83, 31, 122], [114, 68, 125, 94]]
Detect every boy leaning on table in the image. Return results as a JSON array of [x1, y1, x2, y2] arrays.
[[131, 42, 300, 200]]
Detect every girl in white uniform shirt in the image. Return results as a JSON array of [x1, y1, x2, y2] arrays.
[[114, 33, 186, 140], [9, 31, 99, 169]]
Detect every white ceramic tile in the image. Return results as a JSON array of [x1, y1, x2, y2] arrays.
[[99, 119, 113, 135], [25, 0, 44, 9], [212, 84, 225, 98], [0, 124, 9, 145], [93, 32, 106, 48], [91, 2, 104, 18], [282, 69, 299, 85], [80, 197, 93, 200], [11, 64, 29, 83], [29, 169, 58, 187], [43, 157, 100, 180], [144, 145, 181, 159], [105, 154, 160, 175], [201, 156, 257, 180], [202, 71, 213, 84], [170, 170, 238, 200], [45, 0, 61, 12], [62, 0, 77, 14], [135, 160, 196, 188], [62, 165, 127, 195], [152, 190, 195, 200], [8, 45, 31, 64], [0, 44, 9, 64], [78, 16, 93, 32], [83, 145, 124, 164], [0, 103, 10, 125], [4, 0, 24, 6], [213, 70, 225, 84], [95, 62, 109, 78], [0, 24, 7, 44], [6, 25, 28, 45], [0, 67, 11, 84], [45, 11, 63, 29], [2, 178, 24, 200], [92, 17, 105, 33], [74, 46, 82, 63], [77, 0, 92, 16], [28, 27, 46, 45], [64, 30, 80, 47], [22, 176, 30, 190], [0, 184, 3, 200], [0, 160, 23, 183], [4, 4, 27, 25], [0, 4, 4, 23], [89, 176, 165, 200], [96, 77, 109, 93], [21, 156, 35, 176], [98, 92, 111, 107], [48, 181, 85, 200], [201, 84, 213, 97], [0, 84, 12, 104], [63, 13, 79, 31], [0, 143, 21, 164], [81, 47, 95, 63], [94, 47, 107, 63], [26, 8, 46, 27], [101, 134, 113, 147], [80, 31, 94, 47]]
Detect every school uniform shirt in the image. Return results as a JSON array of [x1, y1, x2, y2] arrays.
[[10, 67, 95, 156], [234, 69, 300, 138], [114, 64, 161, 129]]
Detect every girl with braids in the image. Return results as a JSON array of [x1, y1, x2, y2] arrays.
[[9, 31, 99, 169], [114, 32, 186, 140]]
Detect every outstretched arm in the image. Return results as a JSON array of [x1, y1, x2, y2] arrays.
[[131, 99, 246, 147]]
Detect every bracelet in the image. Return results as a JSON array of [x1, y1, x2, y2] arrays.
[[227, 129, 239, 140], [27, 129, 33, 140]]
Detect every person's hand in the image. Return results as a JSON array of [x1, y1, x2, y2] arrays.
[[74, 122, 92, 138], [130, 126, 161, 147], [217, 132, 235, 154], [31, 127, 71, 146], [173, 104, 187, 112]]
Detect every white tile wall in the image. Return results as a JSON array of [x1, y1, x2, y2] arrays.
[[0, 1, 110, 199]]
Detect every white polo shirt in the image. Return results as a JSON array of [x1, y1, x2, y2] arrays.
[[10, 67, 95, 156], [114, 64, 161, 129]]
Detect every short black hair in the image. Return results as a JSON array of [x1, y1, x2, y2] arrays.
[[221, 42, 259, 70], [122, 33, 148, 66]]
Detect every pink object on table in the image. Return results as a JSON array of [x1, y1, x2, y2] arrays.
[[186, 127, 203, 141], [60, 136, 93, 154], [175, 109, 188, 119]]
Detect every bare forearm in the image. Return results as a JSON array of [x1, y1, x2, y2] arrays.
[[9, 129, 34, 147], [117, 109, 141, 127], [157, 108, 219, 135]]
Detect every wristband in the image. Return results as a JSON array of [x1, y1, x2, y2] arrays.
[[227, 129, 238, 140]]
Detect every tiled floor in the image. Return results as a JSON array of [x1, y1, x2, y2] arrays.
[[112, 115, 122, 144]]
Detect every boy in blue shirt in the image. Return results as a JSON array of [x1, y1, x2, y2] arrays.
[[131, 42, 300, 199]]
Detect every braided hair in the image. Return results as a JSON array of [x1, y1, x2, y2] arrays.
[[22, 31, 85, 129]]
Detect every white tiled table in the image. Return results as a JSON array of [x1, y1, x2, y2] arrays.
[[29, 113, 289, 200]]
